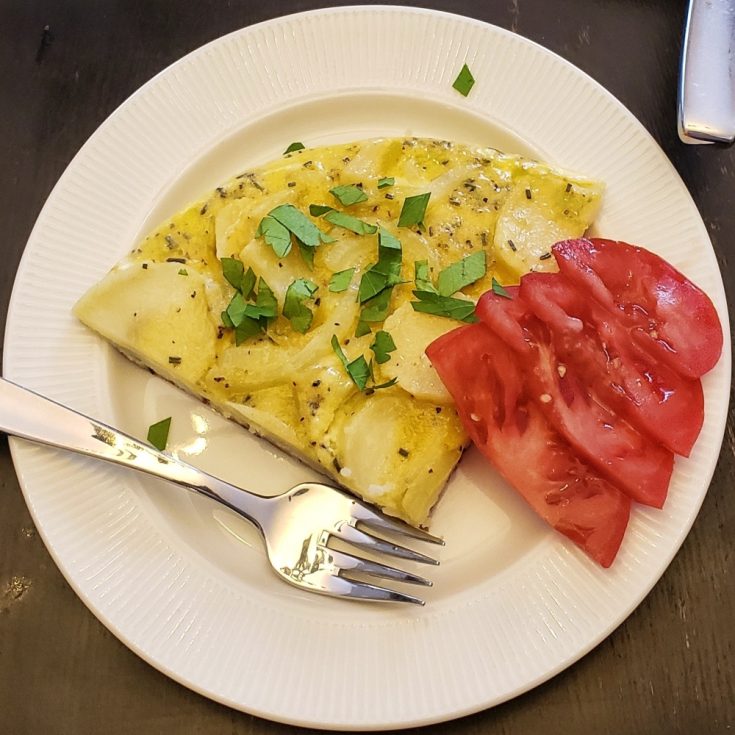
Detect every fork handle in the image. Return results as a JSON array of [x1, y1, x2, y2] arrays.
[[0, 377, 270, 527]]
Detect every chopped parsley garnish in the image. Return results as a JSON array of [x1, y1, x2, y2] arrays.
[[309, 204, 334, 217], [377, 177, 395, 189], [414, 260, 437, 293], [411, 291, 478, 322], [147, 417, 171, 451], [258, 204, 330, 266], [221, 257, 245, 290], [377, 226, 401, 252], [330, 184, 368, 206], [324, 210, 378, 235], [221, 257, 255, 298], [331, 335, 371, 391], [436, 252, 486, 296], [491, 277, 512, 299], [178, 268, 188, 276], [225, 292, 249, 326], [371, 377, 398, 391], [244, 278, 277, 320], [223, 277, 277, 344], [256, 216, 292, 257], [332, 335, 397, 392], [267, 204, 322, 247], [358, 227, 402, 303], [370, 330, 397, 364], [351, 229, 401, 334], [354, 228, 403, 334], [398, 192, 431, 228], [283, 279, 318, 333], [298, 242, 316, 269], [235, 317, 262, 344], [283, 142, 305, 154], [359, 287, 393, 323], [240, 267, 257, 299], [328, 268, 355, 292], [452, 63, 475, 97]]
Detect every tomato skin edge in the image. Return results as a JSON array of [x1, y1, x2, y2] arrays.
[[476, 287, 675, 508], [426, 323, 631, 569], [553, 238, 723, 380], [519, 271, 704, 458]]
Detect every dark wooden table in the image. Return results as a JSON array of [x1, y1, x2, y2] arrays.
[[1, 2, 733, 733]]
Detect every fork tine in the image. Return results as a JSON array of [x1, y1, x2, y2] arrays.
[[333, 524, 439, 565], [325, 574, 426, 605], [350, 502, 445, 545], [328, 548, 432, 586]]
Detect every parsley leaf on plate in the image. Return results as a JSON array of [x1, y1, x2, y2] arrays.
[[240, 267, 257, 299], [224, 278, 277, 343], [283, 141, 306, 154], [331, 335, 371, 391], [147, 417, 172, 451], [371, 377, 398, 391], [398, 192, 431, 228], [414, 259, 437, 293], [256, 216, 292, 257], [452, 63, 475, 97], [358, 228, 402, 303], [309, 204, 334, 217], [221, 257, 245, 290], [370, 330, 397, 364], [268, 204, 322, 247], [491, 277, 512, 299], [324, 210, 378, 235], [436, 252, 486, 296], [328, 268, 355, 293], [298, 242, 316, 269], [411, 290, 477, 322], [235, 316, 262, 344], [221, 309, 234, 328], [283, 279, 318, 333], [360, 287, 393, 323], [252, 278, 278, 318], [225, 292, 249, 327], [377, 177, 395, 189], [330, 184, 368, 206]]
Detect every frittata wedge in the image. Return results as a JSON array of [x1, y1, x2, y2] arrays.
[[74, 137, 603, 525]]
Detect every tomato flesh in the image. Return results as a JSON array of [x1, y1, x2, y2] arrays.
[[553, 238, 723, 379], [426, 323, 631, 568], [519, 272, 704, 457], [477, 287, 674, 507]]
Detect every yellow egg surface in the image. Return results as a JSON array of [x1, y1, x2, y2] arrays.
[[74, 137, 602, 526]]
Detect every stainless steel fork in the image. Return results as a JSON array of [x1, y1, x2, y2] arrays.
[[0, 377, 442, 605]]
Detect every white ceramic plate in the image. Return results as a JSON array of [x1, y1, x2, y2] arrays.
[[4, 6, 730, 730]]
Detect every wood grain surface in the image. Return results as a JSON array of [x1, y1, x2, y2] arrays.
[[0, 1, 733, 733]]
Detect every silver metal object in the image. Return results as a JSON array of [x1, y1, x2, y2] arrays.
[[678, 0, 735, 144], [0, 377, 442, 604]]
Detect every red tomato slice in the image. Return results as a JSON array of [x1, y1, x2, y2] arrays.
[[426, 323, 631, 568], [553, 238, 723, 379], [477, 288, 674, 507], [520, 272, 704, 457]]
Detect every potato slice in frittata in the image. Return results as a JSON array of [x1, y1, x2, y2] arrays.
[[74, 137, 602, 526]]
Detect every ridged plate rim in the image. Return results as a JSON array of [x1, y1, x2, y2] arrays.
[[3, 6, 730, 730]]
